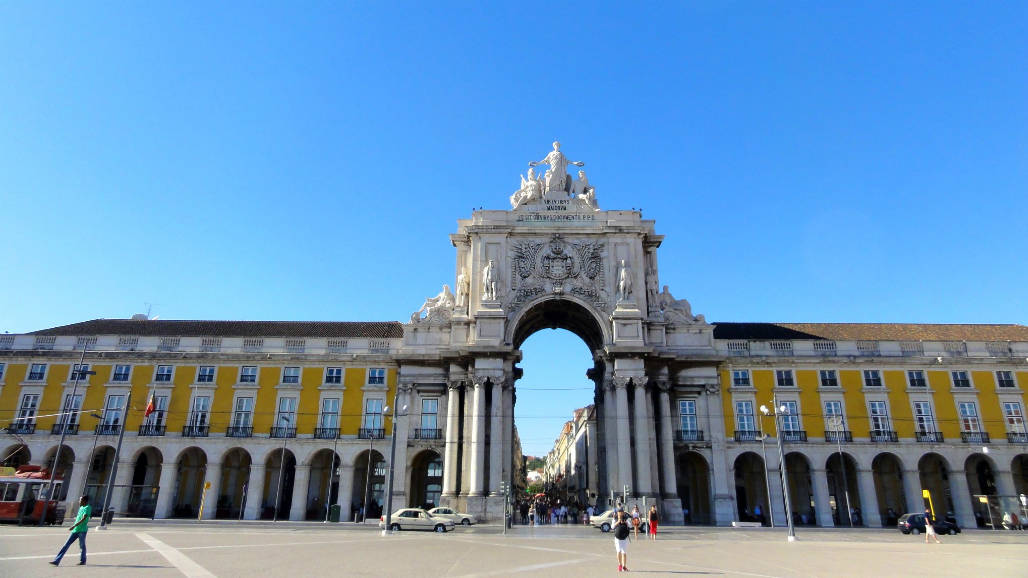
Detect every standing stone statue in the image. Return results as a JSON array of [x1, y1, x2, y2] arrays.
[[482, 259, 498, 301], [529, 141, 584, 194], [616, 259, 633, 302], [455, 267, 470, 311]]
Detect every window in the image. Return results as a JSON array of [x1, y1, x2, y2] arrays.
[[775, 370, 794, 387], [997, 371, 1016, 388], [282, 367, 300, 384], [1003, 402, 1025, 432], [60, 393, 83, 425], [824, 401, 844, 430], [232, 397, 254, 427], [819, 370, 838, 387], [240, 366, 258, 384], [70, 364, 91, 381], [320, 398, 340, 429], [363, 398, 385, 430], [276, 396, 297, 426], [421, 398, 439, 431], [325, 367, 342, 384], [112, 364, 131, 382], [863, 370, 882, 387], [0, 363, 5, 381], [189, 396, 211, 426], [679, 399, 697, 432], [913, 402, 935, 433], [958, 402, 981, 433], [735, 401, 755, 432], [17, 394, 40, 424], [144, 395, 169, 426], [197, 366, 215, 383], [951, 371, 971, 388], [780, 401, 800, 432], [28, 363, 47, 381], [907, 370, 926, 388], [869, 401, 891, 431], [368, 368, 386, 385], [731, 370, 751, 387], [102, 395, 126, 426], [155, 365, 173, 383]]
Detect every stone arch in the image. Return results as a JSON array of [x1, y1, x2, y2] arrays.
[[171, 447, 207, 518], [732, 451, 768, 524], [263, 448, 296, 520], [85, 445, 117, 504], [1012, 454, 1028, 496], [305, 448, 341, 520], [825, 451, 861, 526], [409, 449, 443, 510], [218, 448, 251, 519], [964, 453, 998, 496], [872, 452, 906, 525], [1, 444, 31, 468], [784, 451, 814, 525], [508, 295, 610, 351], [675, 450, 710, 524], [39, 445, 75, 501], [353, 449, 386, 521], [127, 446, 162, 517], [918, 453, 952, 515]]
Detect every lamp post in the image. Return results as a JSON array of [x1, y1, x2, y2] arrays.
[[273, 415, 290, 522], [760, 398, 797, 542], [382, 394, 407, 536], [98, 390, 131, 530], [829, 415, 854, 527], [324, 421, 341, 523], [757, 431, 776, 528], [363, 406, 387, 524], [79, 413, 104, 503]]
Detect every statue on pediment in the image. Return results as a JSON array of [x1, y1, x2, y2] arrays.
[[482, 259, 499, 301], [455, 267, 470, 311], [657, 285, 705, 324], [571, 170, 599, 211], [411, 284, 456, 324], [510, 168, 544, 209], [529, 141, 583, 194], [616, 259, 633, 302]]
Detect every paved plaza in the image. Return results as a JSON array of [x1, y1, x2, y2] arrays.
[[2, 521, 1027, 577]]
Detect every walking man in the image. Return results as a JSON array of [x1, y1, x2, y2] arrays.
[[613, 510, 631, 572], [924, 509, 941, 544], [51, 496, 91, 566]]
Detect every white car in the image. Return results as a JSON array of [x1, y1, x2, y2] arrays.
[[591, 509, 647, 533], [379, 508, 455, 532], [428, 506, 477, 526]]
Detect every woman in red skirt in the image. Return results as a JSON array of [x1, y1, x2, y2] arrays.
[[648, 505, 659, 540]]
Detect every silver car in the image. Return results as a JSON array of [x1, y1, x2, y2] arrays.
[[428, 506, 477, 526], [380, 508, 455, 533]]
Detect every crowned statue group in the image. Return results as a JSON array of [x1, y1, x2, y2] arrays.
[[510, 141, 599, 211]]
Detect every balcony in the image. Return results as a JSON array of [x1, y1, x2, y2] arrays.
[[95, 424, 122, 436], [824, 430, 852, 443], [916, 431, 944, 443], [7, 423, 36, 435], [358, 428, 385, 440], [182, 425, 210, 437], [226, 426, 254, 438], [412, 428, 443, 440], [314, 427, 339, 440], [960, 431, 990, 444], [1007, 432, 1028, 444], [734, 430, 760, 442], [270, 426, 296, 439], [870, 430, 899, 443], [138, 424, 166, 437], [675, 430, 705, 442], [781, 430, 807, 442], [51, 423, 79, 436]]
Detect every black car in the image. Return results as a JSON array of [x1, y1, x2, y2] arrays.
[[898, 513, 961, 535]]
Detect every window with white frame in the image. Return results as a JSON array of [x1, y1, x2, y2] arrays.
[[997, 371, 1016, 388], [780, 401, 800, 431], [775, 370, 794, 387], [951, 371, 971, 388], [189, 396, 210, 426], [282, 367, 300, 384], [363, 398, 385, 430], [143, 395, 169, 425], [325, 367, 342, 384], [819, 370, 838, 387], [913, 401, 935, 432], [957, 402, 982, 432], [679, 399, 697, 432], [869, 401, 891, 431], [102, 395, 126, 426], [239, 366, 258, 384], [70, 364, 91, 381], [0, 363, 5, 381], [60, 393, 83, 425], [112, 364, 131, 382], [276, 396, 297, 426], [907, 370, 927, 388], [421, 398, 439, 431], [232, 397, 254, 427], [735, 401, 755, 432], [731, 370, 751, 387], [197, 366, 216, 383], [155, 365, 173, 383], [17, 394, 40, 424], [863, 369, 883, 387], [1003, 402, 1026, 433], [320, 398, 340, 429], [28, 363, 47, 381], [824, 400, 845, 430], [368, 368, 386, 385]]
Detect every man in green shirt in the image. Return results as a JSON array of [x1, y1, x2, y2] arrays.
[[50, 496, 91, 566]]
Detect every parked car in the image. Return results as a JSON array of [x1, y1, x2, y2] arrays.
[[591, 509, 647, 533], [380, 508, 455, 533], [428, 506, 477, 525], [898, 512, 961, 535]]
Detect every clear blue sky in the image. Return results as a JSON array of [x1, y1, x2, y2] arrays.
[[1, 3, 1025, 455]]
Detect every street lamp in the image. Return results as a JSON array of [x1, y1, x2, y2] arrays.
[[98, 390, 132, 530], [39, 346, 93, 526], [756, 431, 776, 528], [759, 399, 797, 542], [363, 405, 387, 524], [273, 414, 290, 522], [829, 415, 854, 527], [79, 412, 104, 502], [382, 400, 407, 536], [324, 420, 341, 523]]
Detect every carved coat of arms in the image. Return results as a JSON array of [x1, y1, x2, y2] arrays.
[[508, 234, 607, 312]]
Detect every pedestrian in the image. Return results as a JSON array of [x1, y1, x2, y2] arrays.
[[631, 505, 641, 539], [924, 509, 941, 544], [50, 496, 91, 566], [613, 510, 631, 572], [529, 505, 536, 527], [648, 505, 659, 541]]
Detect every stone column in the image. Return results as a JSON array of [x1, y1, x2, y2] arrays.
[[201, 462, 222, 520], [289, 464, 311, 521], [63, 460, 89, 513], [109, 461, 134, 514], [767, 460, 787, 526], [154, 462, 178, 520], [488, 379, 503, 495], [243, 463, 266, 520], [336, 464, 355, 522], [704, 383, 734, 526], [603, 382, 619, 497], [811, 468, 835, 527], [442, 382, 462, 498], [391, 384, 412, 501], [467, 380, 487, 496], [856, 468, 882, 527], [614, 377, 632, 494], [902, 468, 924, 515], [994, 469, 1017, 497], [632, 381, 653, 496], [947, 467, 976, 529], [502, 383, 514, 488], [657, 385, 677, 497]]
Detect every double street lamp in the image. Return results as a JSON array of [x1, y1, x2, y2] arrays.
[[829, 415, 854, 527], [759, 399, 797, 542], [382, 399, 408, 536]]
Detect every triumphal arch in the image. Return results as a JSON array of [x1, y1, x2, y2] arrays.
[[401, 142, 722, 522]]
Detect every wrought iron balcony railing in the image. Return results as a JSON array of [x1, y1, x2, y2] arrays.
[[7, 423, 36, 435], [95, 424, 122, 435], [359, 428, 385, 439], [825, 430, 852, 443], [226, 426, 254, 438], [412, 428, 443, 440], [182, 425, 210, 437], [270, 426, 296, 438], [916, 431, 944, 443], [51, 423, 79, 435], [675, 430, 704, 442], [138, 424, 166, 437], [1007, 432, 1028, 444], [781, 430, 807, 442], [870, 430, 898, 443], [314, 427, 339, 440], [960, 431, 990, 444], [734, 430, 760, 442]]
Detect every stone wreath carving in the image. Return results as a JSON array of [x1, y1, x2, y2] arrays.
[[508, 234, 607, 313]]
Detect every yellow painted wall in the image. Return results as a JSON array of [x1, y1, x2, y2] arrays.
[[927, 371, 959, 438], [298, 367, 324, 434], [340, 368, 365, 435], [839, 370, 869, 437], [36, 364, 69, 430], [165, 365, 194, 432], [250, 367, 279, 433], [796, 370, 821, 437], [973, 371, 1004, 439], [720, 369, 734, 436], [883, 370, 913, 437], [210, 366, 236, 431], [0, 363, 27, 423]]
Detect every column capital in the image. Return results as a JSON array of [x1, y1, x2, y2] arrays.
[[653, 379, 672, 393], [612, 376, 632, 390], [447, 379, 464, 391], [398, 383, 414, 394]]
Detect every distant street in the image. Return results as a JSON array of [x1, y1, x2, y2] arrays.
[[2, 521, 1027, 577]]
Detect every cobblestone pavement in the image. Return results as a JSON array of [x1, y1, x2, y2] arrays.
[[2, 521, 1027, 577]]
